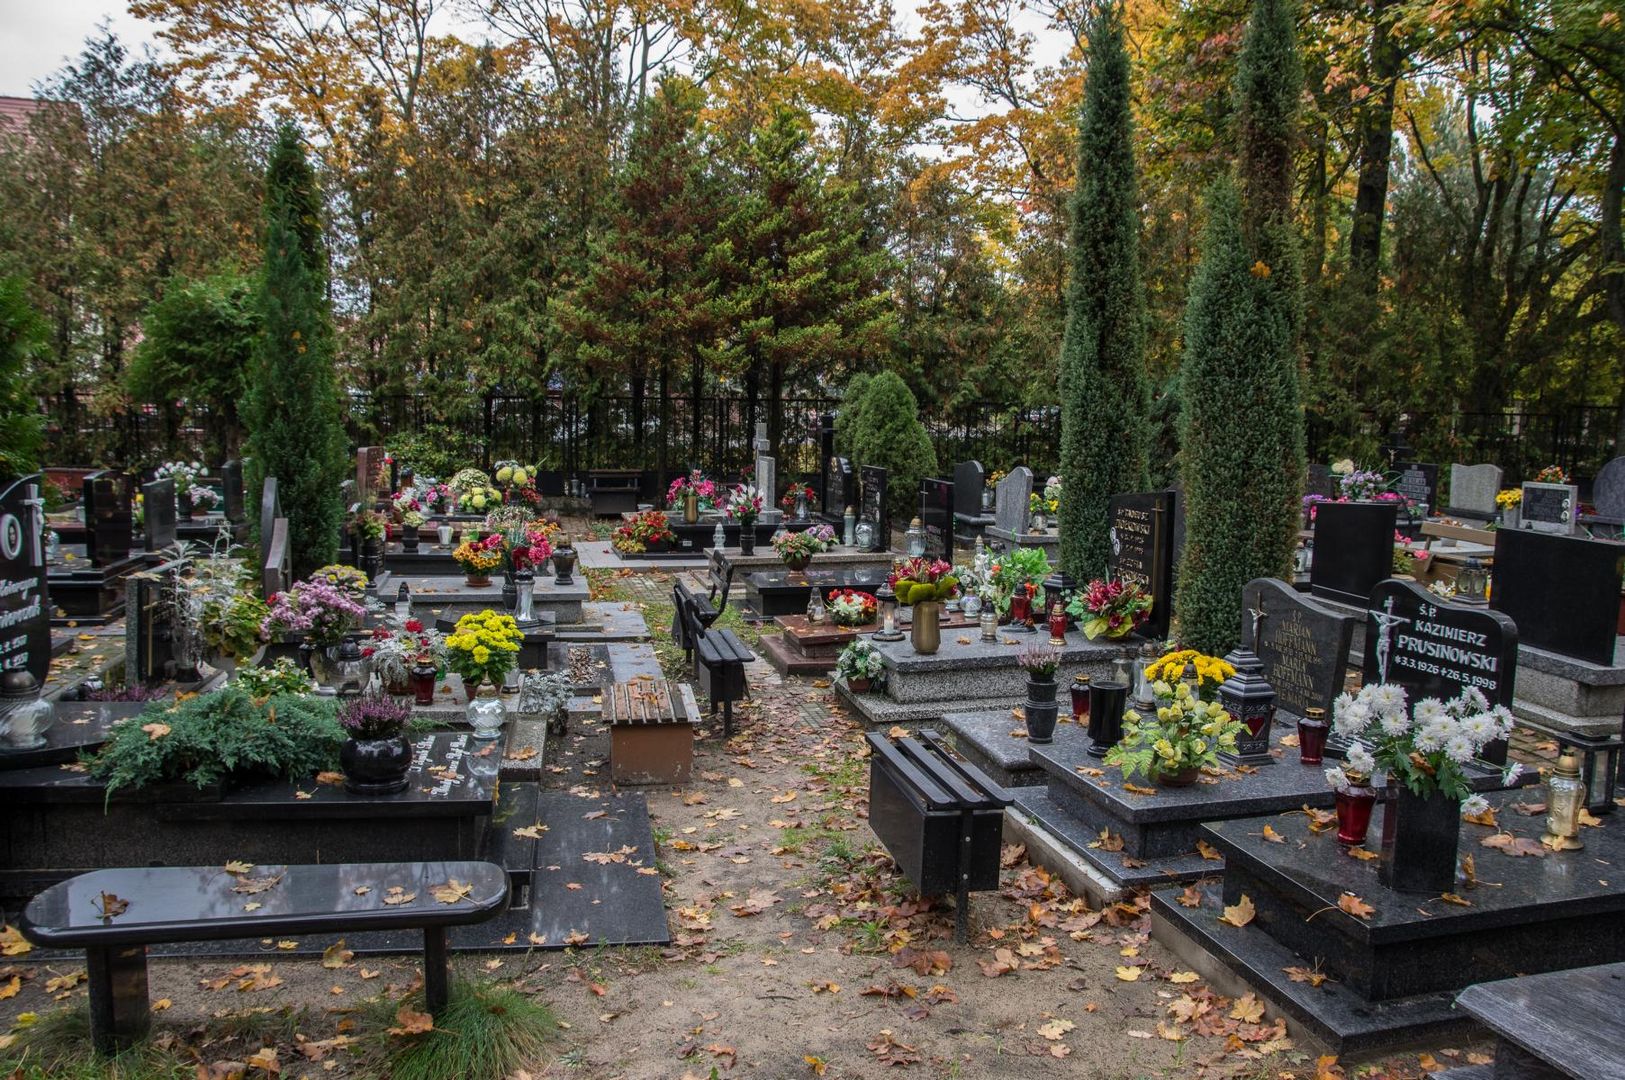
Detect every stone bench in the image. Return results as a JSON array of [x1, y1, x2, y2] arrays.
[[607, 679, 699, 785], [1431, 961, 1625, 1079], [20, 861, 509, 1054]]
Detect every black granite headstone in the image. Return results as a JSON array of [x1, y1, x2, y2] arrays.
[[1519, 482, 1578, 534], [221, 460, 245, 523], [1310, 500, 1399, 605], [824, 455, 854, 520], [82, 472, 134, 567], [0, 475, 50, 686], [919, 477, 952, 559], [1240, 578, 1357, 719], [952, 461, 985, 518], [259, 476, 281, 536], [1492, 530, 1624, 666], [859, 465, 888, 552], [1391, 462, 1439, 512], [817, 413, 836, 511], [1106, 490, 1176, 641], [1363, 579, 1518, 711], [142, 479, 177, 551], [1305, 464, 1336, 499]]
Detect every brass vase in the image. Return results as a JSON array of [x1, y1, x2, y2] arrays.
[[684, 491, 699, 524], [911, 600, 941, 655]]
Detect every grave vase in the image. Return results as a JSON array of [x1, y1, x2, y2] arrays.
[[1335, 777, 1377, 846], [684, 491, 699, 524], [739, 526, 757, 556], [177, 490, 193, 519], [1024, 675, 1058, 744], [401, 524, 419, 551], [437, 524, 453, 547], [1156, 766, 1200, 788], [783, 551, 811, 573], [910, 601, 941, 655], [1379, 785, 1461, 894], [551, 547, 577, 585], [340, 734, 412, 795]]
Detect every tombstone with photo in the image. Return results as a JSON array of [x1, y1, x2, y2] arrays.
[[0, 475, 50, 686], [1518, 481, 1579, 535], [823, 455, 854, 524], [1106, 490, 1176, 641]]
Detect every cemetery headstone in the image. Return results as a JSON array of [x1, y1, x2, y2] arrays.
[[1446, 463, 1502, 519], [919, 478, 952, 559], [817, 413, 836, 511], [0, 475, 50, 685], [824, 456, 854, 520], [259, 476, 281, 537], [1519, 481, 1579, 534], [859, 465, 888, 552], [221, 460, 245, 523], [142, 479, 177, 552], [356, 446, 386, 504], [263, 517, 291, 599], [1492, 529, 1624, 666], [1363, 578, 1518, 711], [994, 466, 1033, 536], [1309, 500, 1399, 605], [1106, 490, 1176, 641], [1592, 456, 1625, 520], [953, 461, 987, 519], [83, 472, 134, 567], [125, 558, 187, 684], [1391, 462, 1439, 515], [1240, 578, 1357, 719], [1305, 464, 1337, 499], [753, 423, 778, 521]]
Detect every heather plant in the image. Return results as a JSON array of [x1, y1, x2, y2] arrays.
[[338, 693, 413, 740]]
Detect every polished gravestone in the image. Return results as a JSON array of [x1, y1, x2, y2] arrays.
[[822, 454, 855, 525], [760, 609, 976, 676], [1310, 500, 1400, 605], [0, 474, 50, 685], [858, 465, 888, 552], [141, 478, 177, 551], [740, 566, 891, 620], [919, 476, 952, 558], [1013, 724, 1333, 892], [1492, 529, 1623, 667], [1241, 578, 1356, 719], [952, 460, 994, 546], [1391, 462, 1439, 515], [1151, 788, 1625, 1056], [1107, 490, 1176, 641], [940, 710, 1052, 789], [383, 570, 589, 625], [1438, 962, 1625, 1080]]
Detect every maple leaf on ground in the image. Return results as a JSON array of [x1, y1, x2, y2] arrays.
[[1196, 839, 1223, 861], [1176, 884, 1203, 908], [1229, 992, 1265, 1023], [1123, 782, 1158, 796], [1438, 892, 1472, 907], [224, 860, 255, 875], [1482, 832, 1547, 858], [1000, 843, 1027, 868], [1261, 824, 1286, 843], [0, 925, 33, 956], [805, 1055, 829, 1075], [729, 889, 781, 917], [1167, 971, 1200, 984], [978, 948, 1018, 977], [382, 887, 418, 906], [1090, 828, 1125, 852], [388, 1005, 434, 1037], [1463, 805, 1498, 827], [1114, 966, 1142, 981], [867, 1029, 921, 1066], [1219, 895, 1255, 927], [1301, 805, 1337, 833], [512, 824, 548, 839], [1337, 893, 1375, 919], [321, 940, 353, 969], [1316, 1053, 1346, 1079], [1036, 1018, 1074, 1040], [246, 1046, 279, 1074], [1283, 965, 1329, 987], [0, 975, 19, 1000]]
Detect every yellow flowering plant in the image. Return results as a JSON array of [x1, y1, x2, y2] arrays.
[[452, 539, 504, 575], [444, 610, 524, 688], [1143, 649, 1235, 702], [1105, 681, 1243, 781], [1494, 489, 1522, 509]]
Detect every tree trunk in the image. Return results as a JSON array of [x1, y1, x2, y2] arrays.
[[1349, 0, 1402, 287]]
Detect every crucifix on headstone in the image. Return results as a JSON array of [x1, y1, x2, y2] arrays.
[[1248, 597, 1269, 655], [753, 423, 780, 524], [1369, 596, 1412, 686]]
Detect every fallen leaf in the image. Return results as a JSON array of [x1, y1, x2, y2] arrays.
[[1035, 1018, 1074, 1040], [1176, 885, 1203, 908], [512, 824, 548, 839], [1337, 893, 1375, 919], [224, 861, 255, 875], [1229, 992, 1265, 1023], [1284, 965, 1328, 987], [432, 880, 473, 904], [1196, 839, 1222, 861], [1219, 895, 1255, 927], [1114, 966, 1142, 981], [321, 941, 353, 969], [232, 873, 285, 896], [0, 925, 32, 956], [94, 892, 129, 919], [1261, 824, 1286, 844], [1438, 892, 1472, 907], [1482, 832, 1547, 858], [388, 1005, 434, 1037], [1346, 846, 1379, 861], [0, 976, 19, 1000], [382, 887, 418, 906], [1167, 971, 1200, 984], [1122, 782, 1158, 796], [141, 722, 171, 741]]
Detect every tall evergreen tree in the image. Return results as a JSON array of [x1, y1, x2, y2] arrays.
[[0, 277, 46, 475], [1057, 8, 1150, 583], [1174, 0, 1306, 656], [244, 125, 345, 578]]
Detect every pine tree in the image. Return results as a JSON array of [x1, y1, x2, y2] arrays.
[[1058, 8, 1150, 583], [244, 125, 345, 578]]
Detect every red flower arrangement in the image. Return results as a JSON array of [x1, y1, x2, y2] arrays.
[[612, 510, 678, 554], [780, 483, 816, 511], [1066, 578, 1152, 641], [826, 588, 878, 626]]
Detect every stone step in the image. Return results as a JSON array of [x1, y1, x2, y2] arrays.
[[876, 633, 1133, 705], [1011, 786, 1221, 894], [939, 711, 1050, 788], [833, 682, 1017, 727]]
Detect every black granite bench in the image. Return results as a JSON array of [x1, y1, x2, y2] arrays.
[[866, 730, 1012, 942], [20, 861, 509, 1054], [1434, 962, 1625, 1080], [674, 582, 749, 736]]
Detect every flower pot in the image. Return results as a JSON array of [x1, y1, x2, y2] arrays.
[[464, 573, 492, 588], [402, 524, 419, 551], [783, 552, 811, 573], [1335, 780, 1378, 845], [552, 547, 577, 585], [1025, 675, 1059, 744], [1157, 766, 1201, 788], [739, 529, 756, 556], [1379, 784, 1461, 894], [340, 735, 412, 795], [848, 677, 872, 693], [911, 600, 942, 654], [684, 492, 699, 524], [177, 491, 193, 518]]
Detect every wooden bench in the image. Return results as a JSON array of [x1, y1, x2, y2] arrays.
[[674, 582, 750, 736], [671, 578, 719, 663], [1434, 961, 1625, 1079], [607, 679, 700, 785], [19, 861, 509, 1054], [866, 730, 1012, 943]]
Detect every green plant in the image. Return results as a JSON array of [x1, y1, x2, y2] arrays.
[[0, 275, 46, 475], [87, 687, 343, 797], [844, 371, 936, 524], [235, 657, 315, 697], [244, 124, 346, 578], [352, 509, 387, 541], [339, 692, 412, 739], [201, 591, 270, 660], [358, 980, 557, 1080], [1058, 7, 1151, 584], [834, 639, 885, 685], [387, 425, 484, 480], [887, 556, 958, 604], [0, 1007, 196, 1080], [1105, 680, 1241, 781], [988, 546, 1051, 615]]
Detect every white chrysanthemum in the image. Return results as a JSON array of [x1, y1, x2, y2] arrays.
[[1346, 744, 1376, 774], [1489, 705, 1516, 739], [1459, 713, 1497, 744], [1458, 686, 1490, 713], [1503, 762, 1525, 786], [1324, 766, 1349, 789], [1460, 794, 1490, 819], [1444, 734, 1476, 763], [1413, 697, 1448, 724], [1369, 683, 1407, 712], [1333, 700, 1372, 739], [1356, 684, 1383, 706], [1379, 711, 1411, 738], [1333, 691, 1356, 715], [1414, 726, 1448, 754]]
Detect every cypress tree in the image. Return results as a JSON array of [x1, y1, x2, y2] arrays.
[[0, 277, 46, 476], [244, 125, 345, 578], [1172, 0, 1307, 656], [1058, 7, 1150, 582], [846, 372, 936, 525]]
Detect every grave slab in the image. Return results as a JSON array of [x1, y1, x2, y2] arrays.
[[939, 710, 1050, 788], [761, 611, 977, 677], [985, 524, 1060, 563], [385, 571, 589, 626], [741, 566, 892, 620], [871, 631, 1135, 704], [1449, 961, 1625, 1080]]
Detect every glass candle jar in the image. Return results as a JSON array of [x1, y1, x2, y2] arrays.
[[1335, 772, 1377, 845], [1298, 707, 1330, 765], [979, 610, 998, 641], [1542, 750, 1587, 851], [1070, 675, 1092, 724], [410, 656, 437, 706], [467, 687, 507, 741]]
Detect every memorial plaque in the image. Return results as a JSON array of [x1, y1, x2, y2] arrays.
[[83, 471, 134, 567], [1492, 529, 1624, 666], [994, 466, 1033, 536], [824, 456, 854, 519], [0, 474, 50, 685], [142, 478, 177, 551], [919, 477, 952, 559], [859, 465, 888, 552], [1391, 462, 1439, 513], [1519, 481, 1578, 534], [1309, 500, 1399, 605], [1447, 463, 1502, 519], [1363, 578, 1518, 712], [221, 459, 245, 523], [952, 460, 986, 519], [1107, 490, 1175, 641], [1240, 578, 1356, 719]]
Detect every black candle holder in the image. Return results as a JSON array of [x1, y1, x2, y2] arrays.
[[1086, 680, 1129, 759]]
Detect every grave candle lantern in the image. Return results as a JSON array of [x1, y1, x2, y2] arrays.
[[1456, 557, 1489, 603], [1297, 706, 1330, 765], [1070, 674, 1091, 724], [1047, 599, 1068, 646], [394, 582, 412, 625], [843, 506, 857, 548], [905, 517, 926, 559], [0, 671, 55, 751], [410, 655, 437, 706], [1217, 646, 1277, 766], [1541, 750, 1587, 851], [1334, 768, 1377, 845], [873, 583, 903, 641], [333, 638, 368, 699]]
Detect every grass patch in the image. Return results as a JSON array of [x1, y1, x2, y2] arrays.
[[357, 980, 557, 1080], [0, 1008, 195, 1080], [775, 825, 844, 855], [583, 566, 632, 603]]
